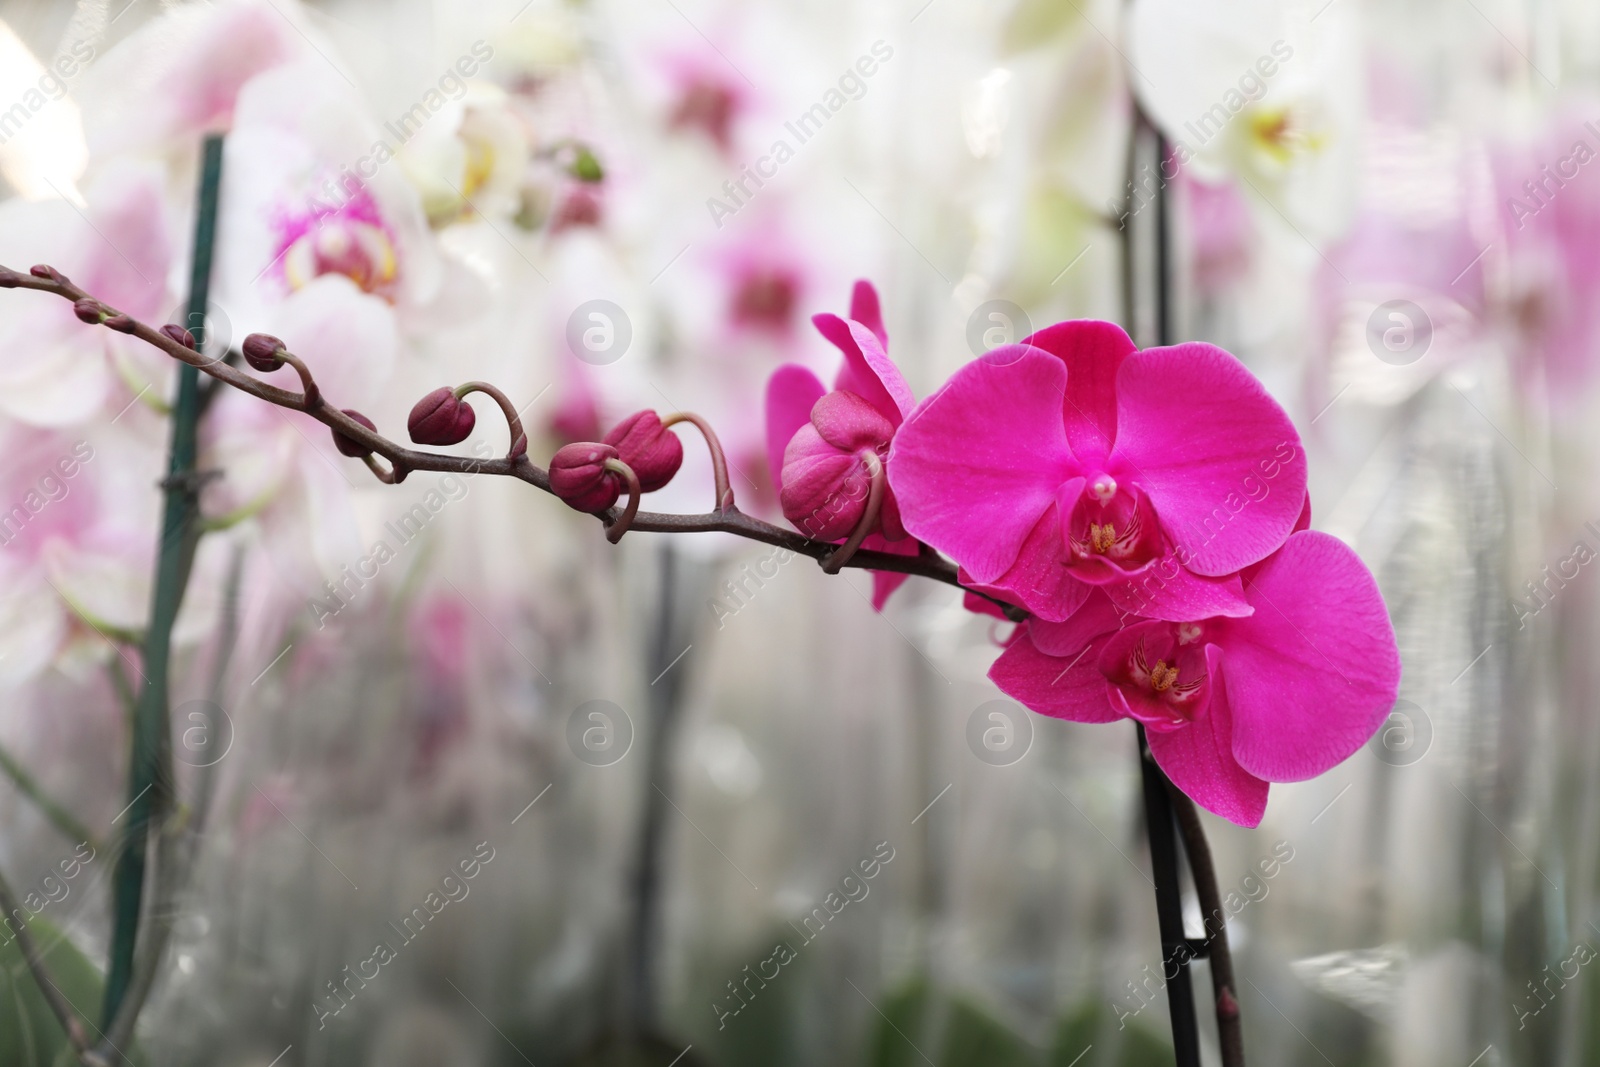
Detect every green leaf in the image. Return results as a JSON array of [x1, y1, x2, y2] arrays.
[[940, 995, 1039, 1067], [866, 977, 934, 1067], [0, 916, 104, 1067], [1048, 1000, 1172, 1067], [867, 979, 1041, 1067]]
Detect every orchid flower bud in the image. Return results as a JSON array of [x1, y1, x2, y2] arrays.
[[332, 410, 378, 457], [550, 442, 622, 512], [602, 410, 683, 492], [408, 387, 477, 446], [73, 299, 104, 324], [779, 391, 894, 541], [242, 333, 287, 372], [160, 324, 198, 350]]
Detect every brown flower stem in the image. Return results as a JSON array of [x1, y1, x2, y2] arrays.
[[821, 452, 884, 573], [0, 865, 93, 1057], [455, 381, 527, 460], [276, 352, 321, 410], [1167, 782, 1245, 1067], [603, 458, 642, 543], [661, 411, 733, 513], [0, 265, 1017, 610], [362, 454, 404, 484], [1135, 725, 1201, 1067]]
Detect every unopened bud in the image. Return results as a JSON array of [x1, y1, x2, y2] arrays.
[[332, 410, 378, 457], [242, 333, 287, 372], [73, 299, 105, 324], [549, 442, 622, 512], [408, 387, 477, 446], [602, 410, 682, 493], [160, 324, 198, 350]]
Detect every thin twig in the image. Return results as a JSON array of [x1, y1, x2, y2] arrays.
[[0, 742, 102, 854], [1167, 783, 1245, 1067], [0, 866, 93, 1056], [0, 263, 999, 604]]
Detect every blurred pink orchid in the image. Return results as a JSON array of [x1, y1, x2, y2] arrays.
[[1491, 102, 1600, 399], [765, 280, 920, 610], [0, 159, 175, 427], [990, 531, 1400, 826], [78, 0, 306, 157], [889, 323, 1307, 622]]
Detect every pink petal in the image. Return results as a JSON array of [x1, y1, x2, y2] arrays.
[[862, 532, 918, 611], [1112, 342, 1307, 576], [764, 364, 826, 495], [889, 346, 1075, 585], [1104, 561, 1253, 622], [848, 279, 888, 350], [814, 313, 915, 424], [1215, 532, 1402, 782], [1022, 319, 1137, 467], [779, 426, 871, 541], [811, 390, 895, 451], [963, 589, 1010, 619], [265, 275, 397, 408], [1147, 646, 1269, 828], [988, 626, 1122, 723], [1029, 590, 1125, 656], [977, 501, 1092, 621]]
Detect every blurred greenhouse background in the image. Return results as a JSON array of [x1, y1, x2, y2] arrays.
[[0, 0, 1596, 1064]]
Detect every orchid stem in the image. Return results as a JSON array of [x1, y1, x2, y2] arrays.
[[362, 453, 403, 484], [457, 381, 527, 460], [1136, 724, 1201, 1067], [0, 742, 101, 853], [661, 412, 733, 513], [277, 352, 320, 410], [102, 131, 224, 1028], [821, 452, 884, 573], [1167, 782, 1245, 1067], [0, 865, 93, 1056], [604, 458, 642, 543]]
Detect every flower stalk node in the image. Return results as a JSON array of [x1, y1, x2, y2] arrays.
[[821, 451, 885, 574], [455, 382, 527, 460], [662, 411, 733, 513], [603, 458, 641, 543]]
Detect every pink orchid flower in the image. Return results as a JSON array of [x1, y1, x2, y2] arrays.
[[765, 280, 920, 610], [990, 531, 1400, 826], [888, 323, 1307, 622]]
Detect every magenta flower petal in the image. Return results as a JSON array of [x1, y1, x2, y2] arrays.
[[764, 364, 827, 494], [988, 624, 1121, 723], [889, 346, 1075, 584], [811, 390, 896, 451], [1022, 319, 1137, 467], [862, 532, 918, 611], [1214, 531, 1401, 781], [1105, 561, 1253, 622], [1147, 646, 1269, 828], [1028, 590, 1124, 656], [780, 425, 874, 541], [848, 278, 888, 350], [814, 313, 915, 425], [974, 501, 1091, 622], [1112, 342, 1307, 576]]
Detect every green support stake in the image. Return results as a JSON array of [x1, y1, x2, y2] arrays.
[[102, 132, 225, 1026]]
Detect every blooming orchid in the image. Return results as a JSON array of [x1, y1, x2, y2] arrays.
[[990, 530, 1399, 826], [889, 321, 1307, 623], [765, 280, 921, 609]]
